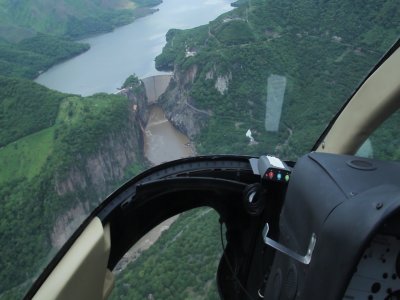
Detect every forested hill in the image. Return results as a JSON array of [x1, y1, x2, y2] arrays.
[[0, 0, 162, 79], [0, 75, 147, 299], [0, 34, 90, 79], [155, 0, 400, 159], [0, 0, 162, 41]]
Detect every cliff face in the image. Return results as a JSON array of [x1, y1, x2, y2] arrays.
[[127, 81, 151, 126], [51, 123, 143, 247], [54, 121, 143, 200], [159, 65, 210, 139], [51, 88, 147, 248]]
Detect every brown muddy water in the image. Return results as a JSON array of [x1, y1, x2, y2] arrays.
[[144, 106, 193, 165]]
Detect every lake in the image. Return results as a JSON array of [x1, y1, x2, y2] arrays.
[[35, 0, 234, 96]]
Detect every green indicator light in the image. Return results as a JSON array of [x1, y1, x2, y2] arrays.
[[285, 174, 290, 182]]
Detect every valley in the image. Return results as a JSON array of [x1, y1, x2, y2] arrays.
[[0, 0, 399, 299]]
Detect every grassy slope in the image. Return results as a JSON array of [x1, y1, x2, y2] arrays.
[[0, 76, 67, 145], [0, 91, 129, 185], [0, 127, 54, 184]]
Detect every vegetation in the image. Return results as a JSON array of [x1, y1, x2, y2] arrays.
[[0, 0, 162, 40], [0, 0, 162, 78], [0, 127, 54, 184], [0, 78, 145, 298], [110, 208, 222, 300], [64, 7, 159, 39], [0, 35, 89, 78], [0, 0, 399, 299], [156, 0, 400, 160], [0, 1, 156, 296], [0, 76, 67, 145], [122, 74, 141, 89]]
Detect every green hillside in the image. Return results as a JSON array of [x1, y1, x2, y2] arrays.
[[0, 127, 54, 184], [0, 0, 158, 294], [0, 0, 398, 299], [156, 0, 400, 159], [0, 77, 145, 299], [0, 0, 162, 79], [0, 33, 90, 78], [0, 0, 162, 40], [0, 76, 68, 145], [110, 208, 222, 300], [53, 93, 134, 170]]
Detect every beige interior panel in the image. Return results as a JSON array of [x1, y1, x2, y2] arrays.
[[33, 218, 114, 300], [317, 47, 400, 154]]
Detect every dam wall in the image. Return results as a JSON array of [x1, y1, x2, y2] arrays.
[[142, 75, 173, 104]]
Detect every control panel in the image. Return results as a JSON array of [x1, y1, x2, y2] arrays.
[[249, 155, 291, 183], [344, 235, 400, 300]]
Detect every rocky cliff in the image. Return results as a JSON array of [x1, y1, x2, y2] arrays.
[[50, 83, 148, 248], [158, 65, 211, 139], [54, 120, 143, 200], [51, 122, 144, 247]]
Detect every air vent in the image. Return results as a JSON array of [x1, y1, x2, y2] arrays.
[[346, 159, 376, 171]]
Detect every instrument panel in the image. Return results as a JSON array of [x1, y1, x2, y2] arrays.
[[344, 235, 400, 300]]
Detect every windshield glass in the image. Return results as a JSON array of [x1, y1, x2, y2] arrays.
[[0, 0, 399, 298]]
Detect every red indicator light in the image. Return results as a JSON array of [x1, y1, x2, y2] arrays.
[[268, 171, 274, 179]]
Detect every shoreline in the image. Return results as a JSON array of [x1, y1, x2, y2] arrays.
[[33, 6, 162, 81], [73, 7, 161, 41]]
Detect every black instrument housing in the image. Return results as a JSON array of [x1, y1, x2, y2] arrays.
[[262, 152, 400, 300], [25, 153, 400, 300]]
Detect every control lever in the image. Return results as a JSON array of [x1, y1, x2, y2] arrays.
[[262, 223, 316, 265]]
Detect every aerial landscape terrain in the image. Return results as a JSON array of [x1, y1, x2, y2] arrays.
[[0, 0, 399, 299]]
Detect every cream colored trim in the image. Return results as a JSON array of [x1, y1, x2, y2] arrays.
[[103, 269, 115, 299], [317, 47, 400, 154], [102, 224, 114, 299], [33, 218, 114, 300]]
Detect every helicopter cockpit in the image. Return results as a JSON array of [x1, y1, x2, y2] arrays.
[[25, 39, 400, 300]]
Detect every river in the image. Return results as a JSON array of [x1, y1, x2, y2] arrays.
[[35, 0, 234, 96], [144, 106, 193, 165]]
